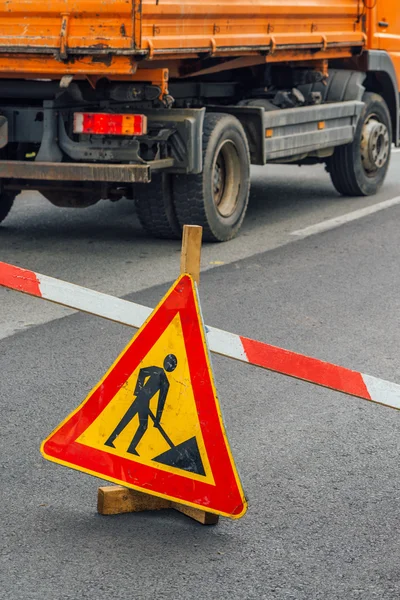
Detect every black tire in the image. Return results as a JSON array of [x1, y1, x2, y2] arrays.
[[172, 112, 251, 242], [0, 191, 16, 224], [135, 173, 181, 239], [327, 92, 392, 196]]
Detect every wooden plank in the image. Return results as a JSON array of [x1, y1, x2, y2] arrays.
[[171, 503, 220, 525], [98, 486, 219, 524], [98, 486, 170, 515]]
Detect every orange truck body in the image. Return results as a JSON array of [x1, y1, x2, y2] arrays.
[[0, 1, 396, 82], [0, 1, 398, 241]]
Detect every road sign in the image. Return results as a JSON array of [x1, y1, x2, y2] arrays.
[[41, 274, 247, 519]]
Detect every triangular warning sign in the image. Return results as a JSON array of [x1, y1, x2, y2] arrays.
[[41, 275, 247, 519]]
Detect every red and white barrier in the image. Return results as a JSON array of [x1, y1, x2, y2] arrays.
[[1, 260, 399, 411]]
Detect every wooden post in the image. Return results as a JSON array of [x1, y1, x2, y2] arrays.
[[180, 225, 203, 284], [97, 225, 219, 525]]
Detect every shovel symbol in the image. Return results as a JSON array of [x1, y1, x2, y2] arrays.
[[149, 409, 205, 476]]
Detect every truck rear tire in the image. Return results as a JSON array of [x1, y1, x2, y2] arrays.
[[328, 92, 392, 196], [172, 112, 251, 242], [135, 174, 181, 239], [0, 191, 16, 224]]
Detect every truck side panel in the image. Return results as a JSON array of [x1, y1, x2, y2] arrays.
[[0, 0, 134, 53], [140, 0, 364, 54]]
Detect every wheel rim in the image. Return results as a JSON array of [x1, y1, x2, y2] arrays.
[[212, 140, 241, 218], [360, 114, 390, 176]]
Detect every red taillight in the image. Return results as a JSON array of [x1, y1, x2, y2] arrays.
[[73, 112, 147, 136]]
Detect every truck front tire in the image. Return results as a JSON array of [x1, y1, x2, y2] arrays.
[[0, 191, 16, 224], [328, 92, 392, 196], [172, 113, 251, 242]]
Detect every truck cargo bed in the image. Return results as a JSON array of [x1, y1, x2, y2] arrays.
[[0, 0, 365, 77]]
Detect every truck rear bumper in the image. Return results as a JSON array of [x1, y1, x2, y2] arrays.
[[0, 160, 176, 183]]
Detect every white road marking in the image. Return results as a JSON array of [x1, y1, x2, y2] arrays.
[[290, 195, 400, 238]]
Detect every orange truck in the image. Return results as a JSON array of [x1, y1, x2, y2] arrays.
[[0, 0, 398, 240]]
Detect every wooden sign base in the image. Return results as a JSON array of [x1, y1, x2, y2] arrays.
[[98, 486, 219, 525], [97, 225, 220, 526]]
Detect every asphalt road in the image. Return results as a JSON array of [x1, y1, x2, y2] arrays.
[[1, 158, 400, 599], [1, 154, 400, 339]]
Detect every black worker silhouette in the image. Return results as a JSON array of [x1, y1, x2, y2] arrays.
[[105, 354, 178, 456], [104, 353, 205, 476]]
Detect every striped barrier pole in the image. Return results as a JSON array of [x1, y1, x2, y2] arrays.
[[0, 260, 399, 411]]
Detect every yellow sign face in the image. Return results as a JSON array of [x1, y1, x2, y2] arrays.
[[42, 275, 247, 518], [78, 313, 214, 484]]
